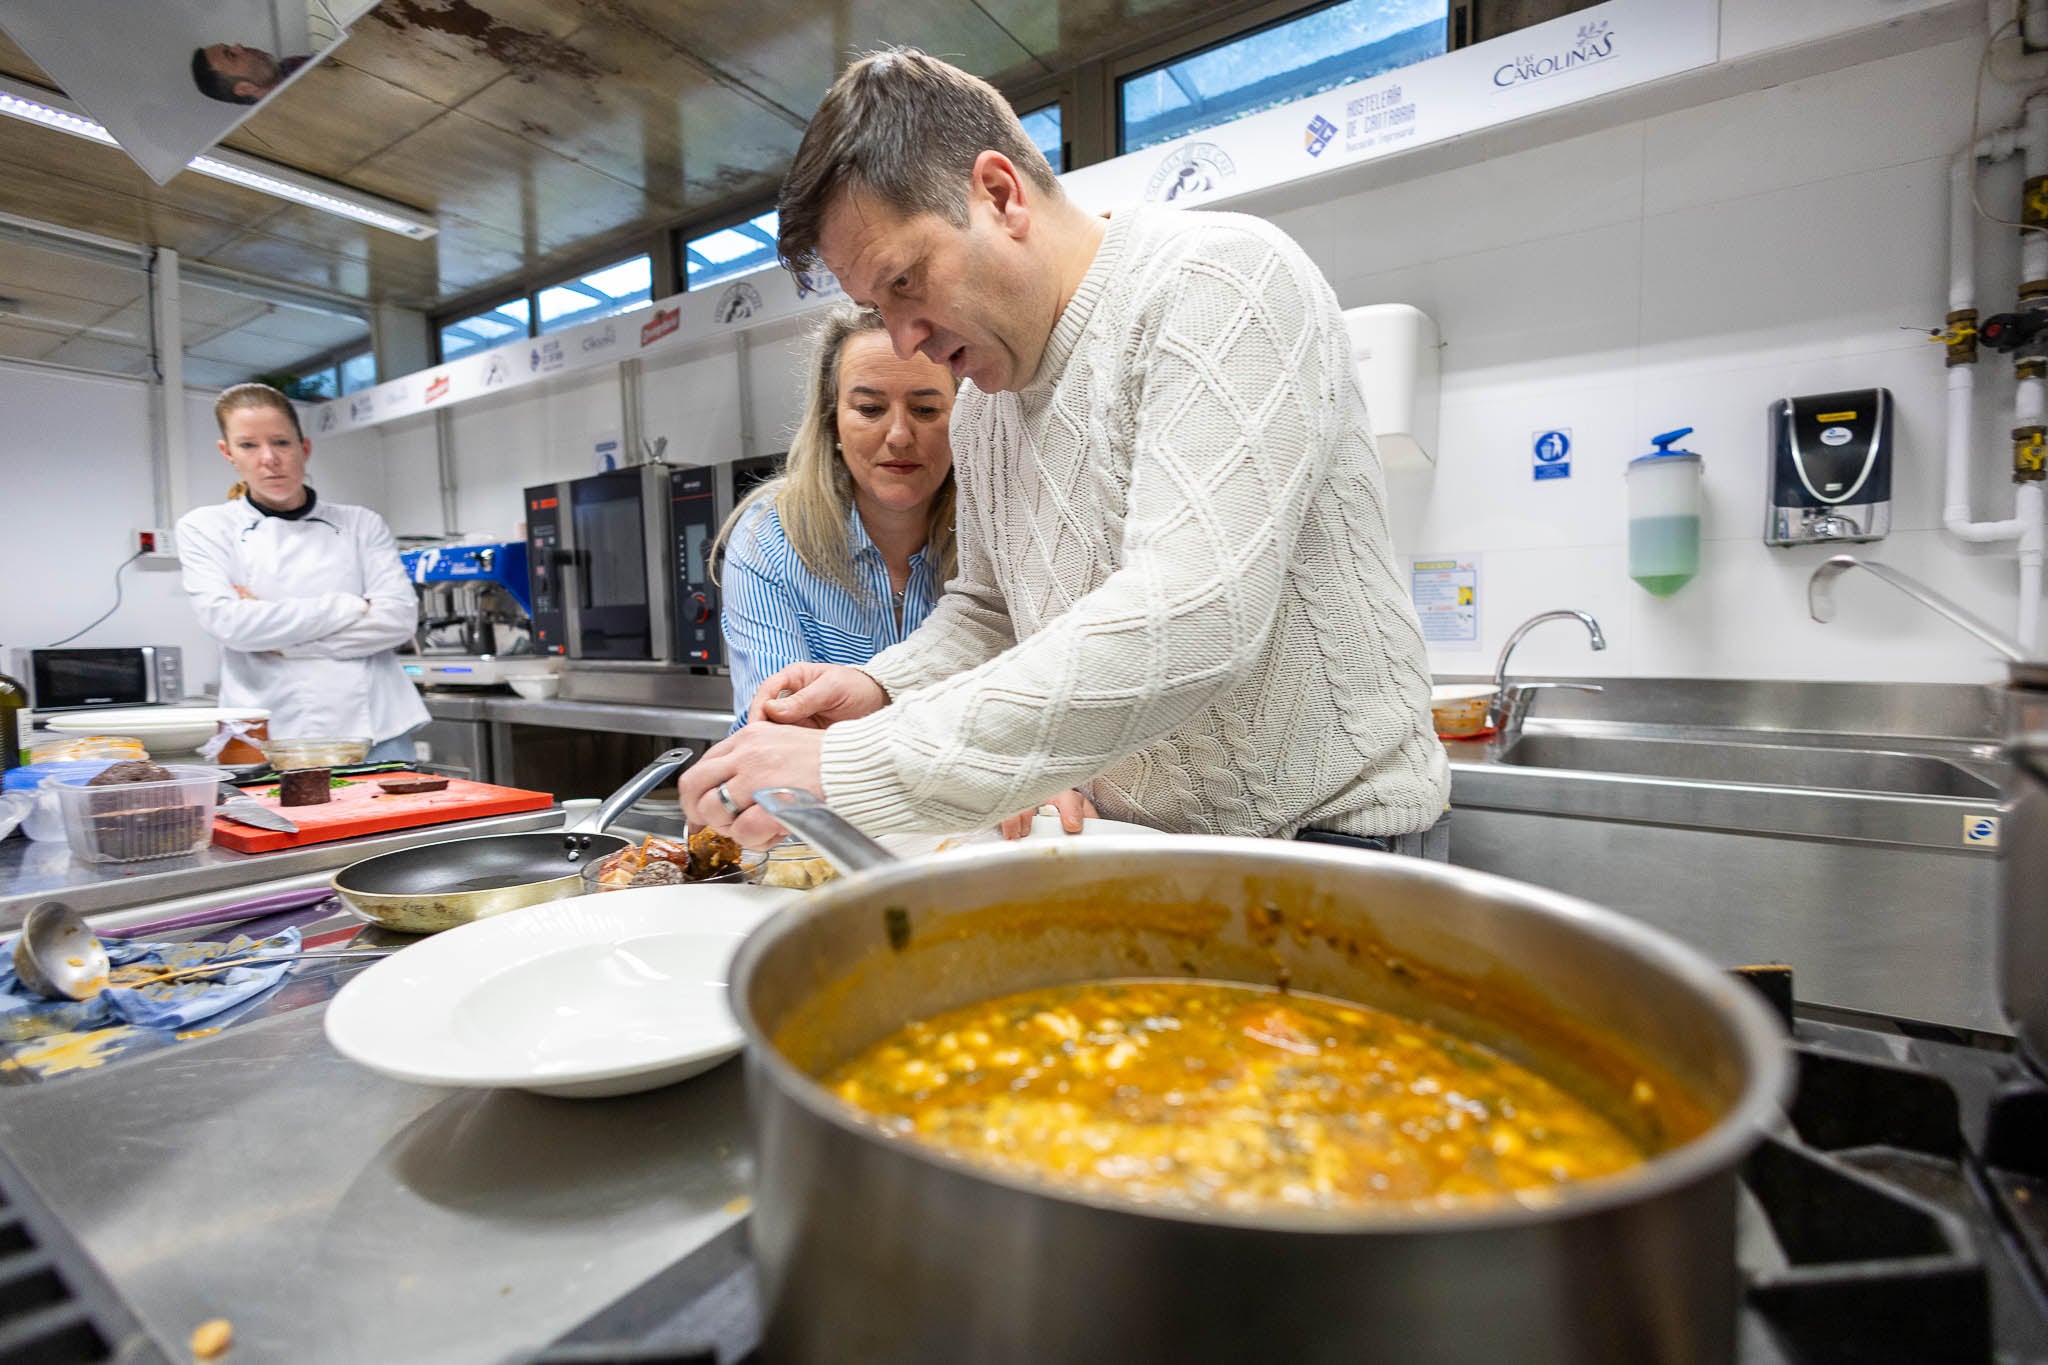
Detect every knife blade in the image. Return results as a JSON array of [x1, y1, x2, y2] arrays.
[[216, 783, 299, 834]]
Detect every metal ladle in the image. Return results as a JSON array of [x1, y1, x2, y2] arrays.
[[13, 901, 392, 1003]]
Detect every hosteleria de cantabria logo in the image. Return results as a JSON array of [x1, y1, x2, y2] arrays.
[[1145, 142, 1236, 203]]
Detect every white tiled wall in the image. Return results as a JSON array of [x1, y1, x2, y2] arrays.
[[1271, 34, 2028, 685]]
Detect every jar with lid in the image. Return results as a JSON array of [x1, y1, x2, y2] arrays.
[[1626, 427, 1704, 596]]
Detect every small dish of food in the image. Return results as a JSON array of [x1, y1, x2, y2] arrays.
[[583, 829, 746, 892]]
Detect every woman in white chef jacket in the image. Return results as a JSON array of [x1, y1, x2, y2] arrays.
[[176, 383, 428, 761]]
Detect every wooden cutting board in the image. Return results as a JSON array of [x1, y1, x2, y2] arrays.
[[211, 772, 555, 854]]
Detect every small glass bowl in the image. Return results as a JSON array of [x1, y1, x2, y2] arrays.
[[261, 736, 371, 769], [579, 846, 746, 893], [743, 840, 840, 891]]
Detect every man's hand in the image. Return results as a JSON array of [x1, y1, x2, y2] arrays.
[[999, 788, 1098, 841], [679, 721, 828, 849], [232, 584, 258, 600], [748, 663, 888, 729]]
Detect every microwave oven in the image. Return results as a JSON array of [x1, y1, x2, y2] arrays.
[[524, 464, 733, 667], [11, 646, 184, 711]]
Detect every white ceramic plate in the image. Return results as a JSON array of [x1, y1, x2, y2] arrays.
[[323, 884, 797, 1098], [41, 706, 268, 756]]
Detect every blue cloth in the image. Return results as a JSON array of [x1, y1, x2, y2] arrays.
[[0, 927, 303, 1031], [721, 500, 940, 730], [366, 731, 420, 764]]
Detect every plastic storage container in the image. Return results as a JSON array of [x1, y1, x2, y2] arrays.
[[1627, 427, 1704, 596], [49, 764, 227, 863], [1429, 684, 1498, 738]]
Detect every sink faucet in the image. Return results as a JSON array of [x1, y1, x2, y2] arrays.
[[1488, 610, 1608, 740], [1808, 554, 2028, 661]]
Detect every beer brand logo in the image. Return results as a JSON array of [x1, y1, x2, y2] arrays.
[[641, 307, 680, 346], [715, 282, 762, 323], [424, 373, 451, 403], [1145, 142, 1236, 203]]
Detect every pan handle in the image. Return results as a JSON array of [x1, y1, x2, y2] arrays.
[[752, 788, 899, 876], [581, 746, 698, 835]]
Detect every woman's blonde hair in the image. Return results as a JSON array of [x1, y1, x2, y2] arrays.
[[713, 305, 957, 597], [214, 382, 304, 501]]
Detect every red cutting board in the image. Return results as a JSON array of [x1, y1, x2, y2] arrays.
[[211, 772, 556, 853]]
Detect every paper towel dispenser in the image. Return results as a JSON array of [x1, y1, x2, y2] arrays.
[[1342, 304, 1440, 468]]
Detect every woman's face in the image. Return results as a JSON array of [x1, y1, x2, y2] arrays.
[[219, 403, 311, 509], [833, 329, 954, 517]]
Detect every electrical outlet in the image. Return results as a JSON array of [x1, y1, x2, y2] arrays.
[[135, 528, 179, 560]]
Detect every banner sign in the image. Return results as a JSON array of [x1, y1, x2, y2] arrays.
[[306, 0, 1716, 437]]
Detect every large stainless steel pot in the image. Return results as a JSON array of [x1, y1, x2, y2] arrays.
[[729, 833, 1790, 1365], [2002, 663, 2048, 1071]]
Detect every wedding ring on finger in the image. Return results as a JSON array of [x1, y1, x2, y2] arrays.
[[715, 782, 744, 819]]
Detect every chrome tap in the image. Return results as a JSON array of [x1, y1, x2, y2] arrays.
[[1488, 610, 1607, 740], [1807, 554, 2027, 661]]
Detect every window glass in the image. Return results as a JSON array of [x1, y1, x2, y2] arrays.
[[1019, 103, 1063, 174], [685, 210, 779, 291], [537, 255, 653, 334], [1119, 0, 1447, 154], [439, 297, 531, 362], [338, 351, 376, 394], [290, 366, 339, 400]]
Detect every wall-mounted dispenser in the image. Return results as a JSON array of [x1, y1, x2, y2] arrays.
[[1627, 427, 1704, 596], [1765, 387, 1893, 546], [1342, 304, 1439, 468]]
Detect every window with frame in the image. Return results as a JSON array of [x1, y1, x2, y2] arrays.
[[1019, 102, 1064, 174], [1119, 0, 1447, 155], [277, 345, 373, 401], [537, 255, 653, 334], [439, 297, 531, 363], [683, 211, 779, 292]]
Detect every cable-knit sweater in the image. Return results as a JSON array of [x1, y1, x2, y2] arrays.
[[820, 207, 1450, 838]]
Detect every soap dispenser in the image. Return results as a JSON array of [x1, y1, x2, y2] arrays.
[[1627, 427, 1704, 596]]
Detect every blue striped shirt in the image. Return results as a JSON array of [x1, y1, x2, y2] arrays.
[[721, 500, 940, 729]]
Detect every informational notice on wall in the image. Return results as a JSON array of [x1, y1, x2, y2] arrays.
[[1410, 556, 1482, 649]]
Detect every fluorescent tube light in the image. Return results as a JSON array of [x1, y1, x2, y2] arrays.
[[0, 76, 437, 240]]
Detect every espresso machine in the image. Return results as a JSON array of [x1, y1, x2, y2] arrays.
[[398, 540, 558, 687]]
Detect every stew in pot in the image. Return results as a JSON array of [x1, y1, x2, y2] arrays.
[[827, 979, 1648, 1214]]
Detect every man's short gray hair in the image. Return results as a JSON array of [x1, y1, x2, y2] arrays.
[[777, 48, 1062, 274]]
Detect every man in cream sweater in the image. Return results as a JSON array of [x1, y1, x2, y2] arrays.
[[681, 48, 1450, 852]]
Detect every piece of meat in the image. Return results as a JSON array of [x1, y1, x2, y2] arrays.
[[277, 768, 333, 807], [86, 759, 173, 786], [686, 827, 742, 881]]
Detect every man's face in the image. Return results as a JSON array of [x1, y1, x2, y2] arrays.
[[819, 186, 1051, 395], [204, 43, 281, 94]]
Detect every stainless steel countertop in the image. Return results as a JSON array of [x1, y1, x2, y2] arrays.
[[0, 1004, 752, 1364], [0, 809, 564, 930], [422, 692, 731, 740]]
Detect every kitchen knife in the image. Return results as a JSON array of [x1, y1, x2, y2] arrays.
[[216, 783, 299, 834]]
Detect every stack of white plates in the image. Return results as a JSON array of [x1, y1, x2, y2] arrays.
[[41, 707, 269, 757]]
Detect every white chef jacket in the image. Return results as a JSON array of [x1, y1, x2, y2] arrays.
[[176, 493, 429, 744]]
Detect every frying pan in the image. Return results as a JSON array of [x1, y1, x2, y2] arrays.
[[330, 747, 693, 934]]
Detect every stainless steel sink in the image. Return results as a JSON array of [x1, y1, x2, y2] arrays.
[[1495, 731, 1999, 799]]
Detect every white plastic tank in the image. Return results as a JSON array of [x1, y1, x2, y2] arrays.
[[1341, 304, 1440, 468]]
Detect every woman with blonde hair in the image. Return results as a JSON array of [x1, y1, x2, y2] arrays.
[[715, 304, 957, 729], [175, 382, 428, 761]]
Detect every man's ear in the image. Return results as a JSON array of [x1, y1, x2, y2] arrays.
[[231, 78, 263, 100], [971, 150, 1030, 239]]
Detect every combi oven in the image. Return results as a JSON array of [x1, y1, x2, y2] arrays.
[[523, 464, 735, 668]]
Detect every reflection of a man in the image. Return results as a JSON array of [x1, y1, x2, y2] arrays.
[[189, 0, 341, 104]]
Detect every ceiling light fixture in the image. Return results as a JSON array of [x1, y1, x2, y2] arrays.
[[0, 76, 437, 240]]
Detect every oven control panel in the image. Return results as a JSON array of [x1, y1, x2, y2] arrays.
[[669, 466, 723, 667]]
